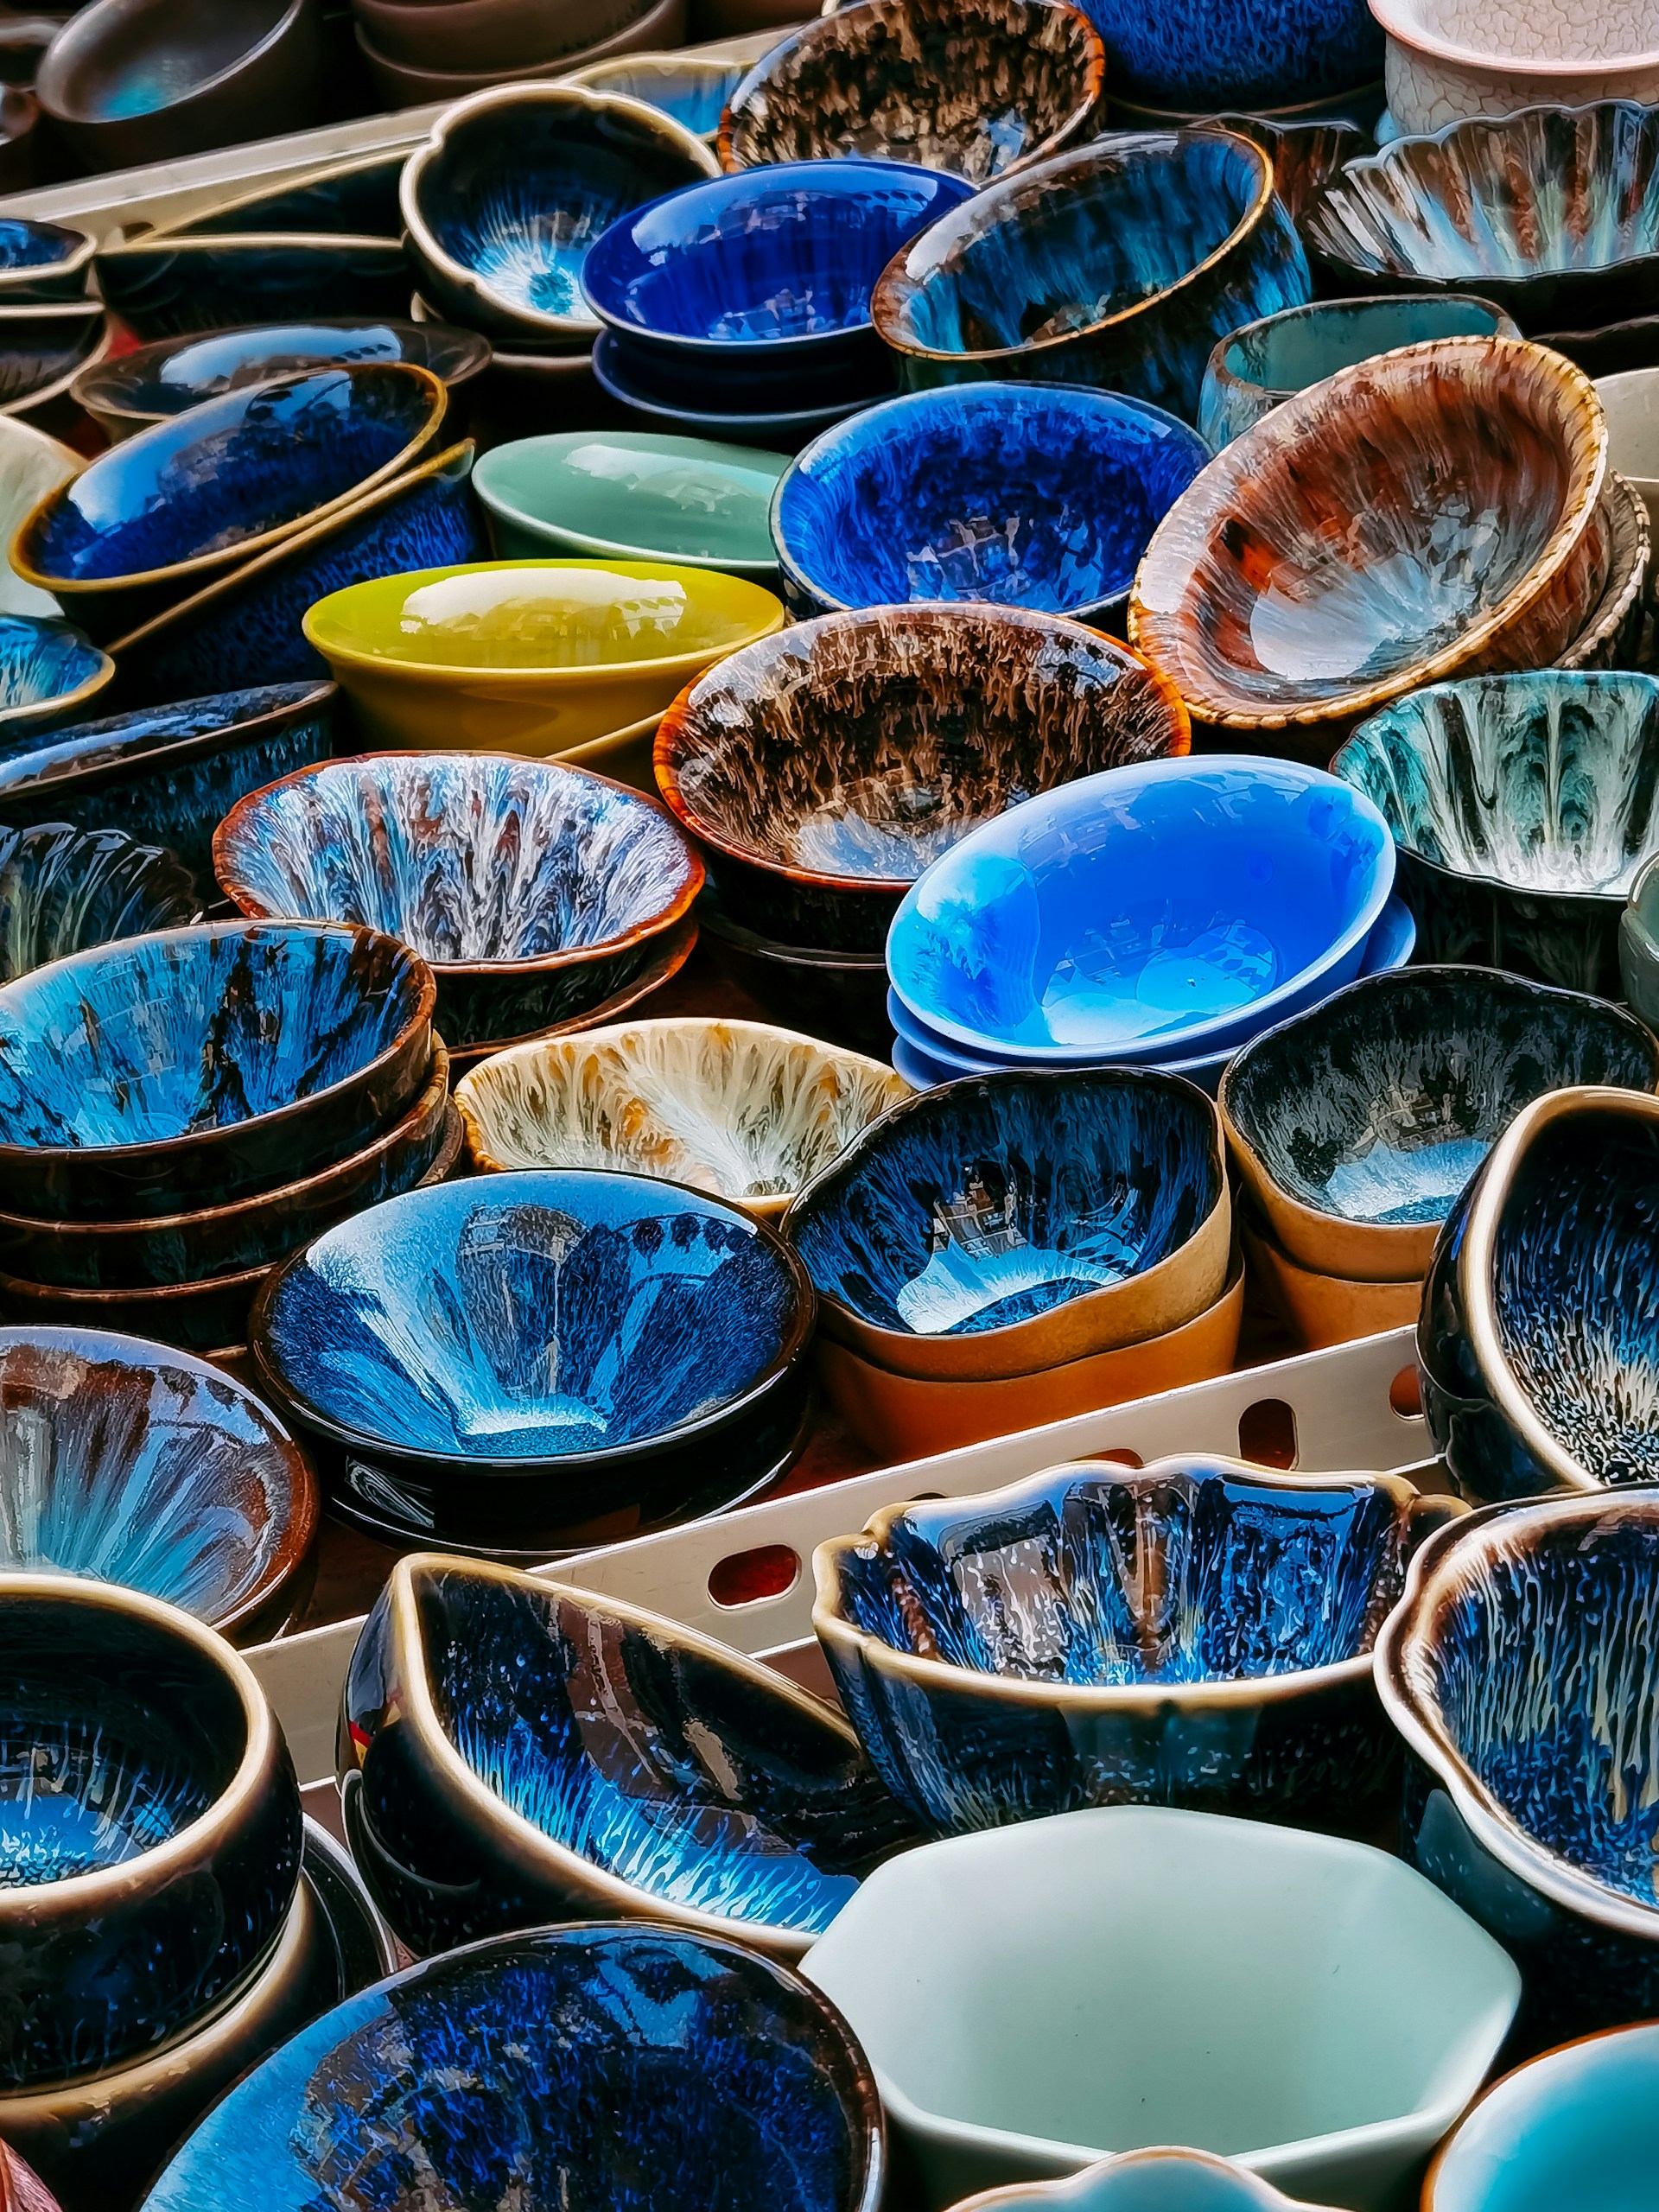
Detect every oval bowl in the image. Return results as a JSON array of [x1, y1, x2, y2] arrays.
[[0, 821, 200, 982], [1426, 2020, 1659, 2212], [0, 611, 111, 742], [89, 233, 413, 345], [566, 53, 743, 141], [0, 219, 93, 307]]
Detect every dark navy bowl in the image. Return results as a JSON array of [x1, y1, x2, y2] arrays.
[[0, 679, 336, 880], [0, 217, 93, 303], [340, 1555, 915, 1959], [1080, 0, 1379, 109], [591, 329, 885, 453], [769, 381, 1210, 623], [178, 148, 405, 238], [818, 1457, 1461, 1834], [90, 235, 415, 344], [138, 1923, 885, 2212], [0, 302, 109, 426], [0, 610, 112, 742], [0, 919, 436, 1220], [0, 820, 200, 982]]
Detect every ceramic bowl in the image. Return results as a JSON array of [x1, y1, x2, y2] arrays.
[[0, 1572, 302, 2089], [0, 420, 79, 621], [1306, 104, 1659, 333], [0, 920, 435, 1222], [0, 1262, 283, 1360], [699, 897, 892, 1056], [887, 756, 1395, 1065], [401, 84, 718, 347], [89, 235, 413, 346], [355, 0, 690, 109], [1592, 366, 1659, 575], [718, 0, 1103, 181], [566, 54, 743, 141], [73, 317, 490, 444], [340, 1554, 917, 1957], [302, 557, 784, 756], [0, 681, 334, 882], [353, 0, 652, 75], [800, 1804, 1519, 2210], [1379, 1490, 1659, 2043], [140, 1922, 885, 2212], [1192, 113, 1367, 229], [248, 1170, 816, 1546], [35, 0, 322, 173], [167, 149, 404, 240], [0, 613, 111, 744], [656, 607, 1190, 955], [769, 384, 1210, 626], [871, 128, 1311, 423], [1624, 848, 1659, 1027], [590, 328, 887, 450], [1238, 1213, 1425, 1351], [1220, 965, 1659, 1282], [1426, 2020, 1659, 2209], [786, 1066, 1229, 1382], [1082, 0, 1378, 107], [474, 429, 786, 582], [816, 1457, 1463, 1832], [1198, 291, 1520, 447], [1370, 3, 1659, 137], [1131, 339, 1609, 738], [0, 221, 92, 308], [0, 823, 200, 983], [1332, 670, 1659, 995], [0, 1327, 316, 1639], [0, 306, 110, 432], [456, 1017, 909, 1216], [946, 2153, 1344, 2212], [11, 363, 445, 647], [1556, 469, 1649, 670], [213, 752, 701, 1051]]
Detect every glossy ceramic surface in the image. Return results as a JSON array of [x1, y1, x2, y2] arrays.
[[89, 235, 413, 345], [589, 326, 885, 448], [168, 149, 403, 239], [0, 306, 109, 427], [802, 1804, 1519, 2210], [0, 221, 92, 307], [871, 129, 1311, 423], [355, 0, 692, 107], [0, 614, 110, 741], [401, 83, 718, 345], [1372, 0, 1659, 137], [770, 383, 1208, 625], [1425, 2021, 1659, 2212], [0, 823, 198, 982], [0, 920, 435, 1220], [1332, 670, 1659, 993], [568, 54, 744, 141], [1083, 0, 1378, 106], [1623, 848, 1659, 1027], [140, 1923, 884, 2212], [0, 420, 81, 620]]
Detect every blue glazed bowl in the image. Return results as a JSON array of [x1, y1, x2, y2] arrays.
[[0, 679, 336, 880], [1426, 2020, 1659, 2211], [589, 330, 880, 451], [816, 1455, 1462, 1834], [0, 610, 111, 741], [400, 83, 720, 347], [138, 1923, 885, 2212], [0, 918, 436, 1220], [568, 54, 744, 143], [0, 1326, 316, 1637], [887, 754, 1395, 1064], [0, 218, 94, 304], [340, 1554, 916, 1958], [90, 235, 414, 346], [1078, 0, 1379, 109], [213, 752, 702, 1052], [11, 361, 447, 644], [872, 128, 1311, 423], [0, 302, 111, 429], [0, 820, 201, 982], [770, 382, 1209, 623], [249, 1170, 816, 1546], [1379, 1491, 1659, 2045]]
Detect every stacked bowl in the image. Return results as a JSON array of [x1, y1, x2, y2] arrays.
[[353, 0, 695, 107], [0, 219, 107, 442]]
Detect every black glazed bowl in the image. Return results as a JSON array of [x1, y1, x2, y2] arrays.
[[89, 236, 413, 346], [0, 821, 200, 982]]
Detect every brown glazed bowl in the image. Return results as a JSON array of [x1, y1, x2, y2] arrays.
[[654, 604, 1191, 953], [354, 0, 652, 73], [359, 0, 686, 110], [1128, 336, 1609, 738]]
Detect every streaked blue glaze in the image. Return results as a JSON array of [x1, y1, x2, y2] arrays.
[[182, 153, 404, 238], [1427, 2020, 1659, 2211], [0, 219, 91, 302], [340, 1560, 915, 1957], [1333, 671, 1659, 995], [874, 130, 1311, 423], [887, 756, 1394, 1061], [139, 1924, 883, 2212], [771, 382, 1208, 622], [0, 822, 200, 982], [0, 612, 109, 737], [0, 303, 105, 410], [1077, 0, 1379, 107], [91, 238, 414, 343], [820, 1459, 1455, 1832], [584, 59, 742, 140], [80, 318, 487, 429], [787, 1069, 1220, 1338]]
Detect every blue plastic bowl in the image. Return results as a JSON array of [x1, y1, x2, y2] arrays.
[[770, 381, 1210, 622], [887, 754, 1395, 1063], [1427, 2020, 1659, 2211]]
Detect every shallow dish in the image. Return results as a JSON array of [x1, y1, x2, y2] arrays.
[[89, 234, 413, 345], [0, 821, 200, 982], [1425, 2020, 1659, 2210], [0, 612, 111, 742], [1083, 0, 1379, 107], [0, 304, 110, 431], [0, 219, 93, 307], [565, 53, 743, 141], [801, 1804, 1519, 2210]]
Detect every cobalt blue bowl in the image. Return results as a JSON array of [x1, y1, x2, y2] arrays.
[[340, 1554, 916, 1959], [0, 610, 112, 741], [248, 1170, 816, 1546], [11, 361, 447, 644], [1379, 1491, 1659, 2046], [769, 382, 1210, 623], [0, 919, 436, 1221], [1427, 2019, 1659, 2210], [816, 1455, 1462, 1834], [137, 1923, 885, 2212], [0, 217, 93, 304], [1077, 0, 1380, 110], [0, 820, 200, 982], [887, 754, 1395, 1064]]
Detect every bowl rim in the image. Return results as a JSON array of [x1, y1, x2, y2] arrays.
[[446, 912, 699, 1065], [211, 749, 703, 979], [146, 146, 406, 243], [588, 326, 866, 434], [0, 218, 94, 294], [870, 124, 1277, 370], [0, 611, 114, 733], [1558, 467, 1649, 670], [0, 302, 111, 429], [1368, 0, 1659, 77], [35, 0, 315, 130], [246, 1162, 818, 1473], [0, 677, 337, 800], [1202, 289, 1522, 414], [946, 2146, 1343, 2212]]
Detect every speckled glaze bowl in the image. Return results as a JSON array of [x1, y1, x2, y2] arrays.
[[1129, 339, 1609, 739], [769, 383, 1209, 625], [1425, 2021, 1659, 2211], [871, 128, 1311, 423], [0, 920, 435, 1220], [655, 606, 1190, 953], [1332, 670, 1659, 993], [816, 1456, 1462, 1832], [1220, 967, 1659, 1283], [718, 0, 1104, 181], [0, 1572, 302, 2090], [1082, 0, 1378, 107], [0, 822, 200, 982], [0, 613, 111, 744], [213, 753, 701, 1052], [340, 1555, 917, 1958], [1378, 1489, 1659, 2044]]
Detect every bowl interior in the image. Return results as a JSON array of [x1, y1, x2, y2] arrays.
[[49, 0, 297, 120], [1214, 295, 1514, 399], [91, 319, 482, 420], [1428, 2023, 1659, 2212], [257, 1170, 804, 1459], [790, 1071, 1219, 1336], [0, 306, 105, 409], [0, 219, 82, 275], [475, 432, 786, 566], [773, 385, 1207, 616], [574, 58, 742, 138], [0, 613, 105, 712], [0, 822, 200, 982]]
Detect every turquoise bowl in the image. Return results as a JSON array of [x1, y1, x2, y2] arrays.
[[1427, 2021, 1659, 2210]]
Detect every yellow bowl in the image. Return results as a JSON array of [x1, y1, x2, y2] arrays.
[[301, 557, 784, 753]]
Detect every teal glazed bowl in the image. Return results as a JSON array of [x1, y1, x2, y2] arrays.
[[1426, 2022, 1659, 2211]]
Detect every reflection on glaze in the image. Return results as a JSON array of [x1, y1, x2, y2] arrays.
[[0, 822, 200, 982], [84, 317, 485, 423], [0, 220, 83, 278], [575, 57, 742, 140], [475, 430, 785, 566]]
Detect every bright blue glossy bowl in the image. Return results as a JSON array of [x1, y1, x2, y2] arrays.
[[887, 754, 1395, 1064], [0, 609, 112, 740], [771, 382, 1210, 622], [0, 821, 200, 982], [1427, 2021, 1659, 2211]]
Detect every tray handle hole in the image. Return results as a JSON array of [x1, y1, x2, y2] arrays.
[[1238, 1397, 1297, 1468], [708, 1543, 800, 1609], [1389, 1366, 1423, 1420]]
